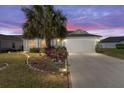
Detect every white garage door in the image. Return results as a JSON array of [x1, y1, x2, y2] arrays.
[[65, 38, 97, 53]]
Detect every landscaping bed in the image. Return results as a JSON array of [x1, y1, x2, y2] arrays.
[[27, 47, 69, 87], [29, 47, 68, 73], [28, 53, 69, 87], [30, 47, 68, 62], [29, 56, 59, 73]]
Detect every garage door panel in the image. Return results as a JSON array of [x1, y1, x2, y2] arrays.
[[65, 38, 96, 53]]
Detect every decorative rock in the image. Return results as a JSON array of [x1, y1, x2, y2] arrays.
[[0, 63, 8, 71]]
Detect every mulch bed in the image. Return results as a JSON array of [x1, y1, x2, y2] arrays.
[[29, 57, 61, 73]]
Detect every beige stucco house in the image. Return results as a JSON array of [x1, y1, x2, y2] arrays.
[[23, 30, 101, 53]]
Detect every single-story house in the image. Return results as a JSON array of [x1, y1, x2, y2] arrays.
[[64, 30, 101, 53], [23, 30, 101, 53], [100, 36, 124, 48], [0, 34, 23, 52]]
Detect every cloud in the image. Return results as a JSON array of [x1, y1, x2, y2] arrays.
[[56, 5, 124, 33], [0, 27, 22, 35]]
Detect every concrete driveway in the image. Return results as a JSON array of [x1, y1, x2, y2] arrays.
[[68, 53, 124, 88]]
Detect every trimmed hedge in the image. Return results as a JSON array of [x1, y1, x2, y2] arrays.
[[116, 44, 124, 49]]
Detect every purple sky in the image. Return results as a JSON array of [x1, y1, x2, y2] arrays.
[[0, 5, 124, 37]]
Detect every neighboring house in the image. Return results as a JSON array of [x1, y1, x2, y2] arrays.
[[0, 34, 23, 52], [100, 36, 124, 48], [23, 30, 101, 53]]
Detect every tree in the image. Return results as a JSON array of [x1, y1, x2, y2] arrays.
[[22, 5, 67, 48]]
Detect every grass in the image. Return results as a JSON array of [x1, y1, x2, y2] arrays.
[[0, 53, 68, 88], [96, 48, 124, 59]]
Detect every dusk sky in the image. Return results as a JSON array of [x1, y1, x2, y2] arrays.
[[0, 5, 124, 38]]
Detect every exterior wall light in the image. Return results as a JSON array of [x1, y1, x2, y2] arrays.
[[57, 39, 60, 42]]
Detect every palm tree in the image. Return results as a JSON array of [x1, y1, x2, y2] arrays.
[[22, 5, 67, 48]]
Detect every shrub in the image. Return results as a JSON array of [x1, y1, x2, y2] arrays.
[[30, 48, 41, 53], [116, 44, 124, 49], [56, 47, 68, 59], [45, 47, 68, 62]]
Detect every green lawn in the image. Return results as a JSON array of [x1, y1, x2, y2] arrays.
[[96, 48, 124, 59], [0, 53, 67, 88]]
